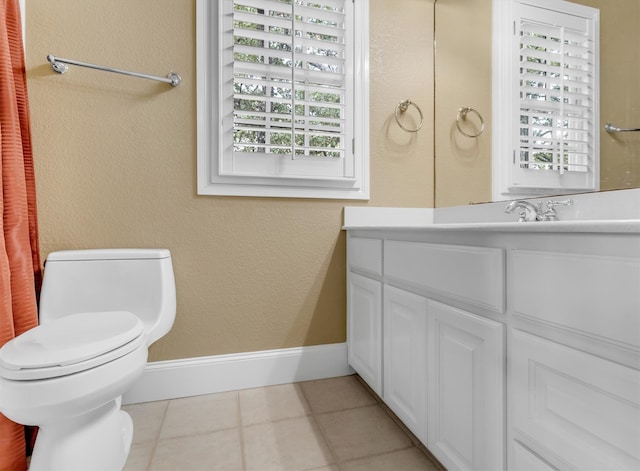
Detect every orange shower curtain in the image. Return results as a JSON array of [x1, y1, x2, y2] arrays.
[[0, 0, 42, 470]]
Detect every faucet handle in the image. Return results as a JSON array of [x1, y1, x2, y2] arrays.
[[546, 199, 573, 209], [541, 199, 573, 221]]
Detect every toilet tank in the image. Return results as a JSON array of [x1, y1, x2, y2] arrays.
[[39, 249, 176, 346]]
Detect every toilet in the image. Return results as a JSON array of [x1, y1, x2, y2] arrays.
[[0, 248, 176, 471]]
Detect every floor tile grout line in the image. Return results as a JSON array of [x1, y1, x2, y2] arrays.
[[149, 391, 243, 442], [299, 380, 376, 470], [299, 376, 416, 468], [307, 410, 341, 469], [295, 382, 341, 470], [318, 403, 420, 465], [146, 400, 170, 471], [298, 376, 382, 417], [239, 385, 315, 428], [234, 390, 248, 471]]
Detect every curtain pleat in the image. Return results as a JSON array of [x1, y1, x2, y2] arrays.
[[0, 0, 42, 469]]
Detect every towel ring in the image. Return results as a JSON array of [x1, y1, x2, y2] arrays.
[[456, 107, 484, 138], [394, 100, 424, 133]]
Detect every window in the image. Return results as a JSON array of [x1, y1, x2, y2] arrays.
[[197, 0, 369, 199], [492, 0, 599, 200]]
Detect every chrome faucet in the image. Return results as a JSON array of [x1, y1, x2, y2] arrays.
[[504, 199, 573, 222]]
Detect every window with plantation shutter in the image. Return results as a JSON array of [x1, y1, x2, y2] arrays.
[[197, 0, 370, 199], [493, 0, 599, 199]]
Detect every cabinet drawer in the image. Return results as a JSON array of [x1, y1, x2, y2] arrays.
[[512, 250, 640, 348], [511, 330, 640, 471], [349, 237, 382, 277], [385, 241, 505, 312]]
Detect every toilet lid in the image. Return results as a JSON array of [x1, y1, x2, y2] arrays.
[[0, 311, 145, 380]]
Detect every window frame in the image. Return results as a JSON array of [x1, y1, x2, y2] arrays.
[[197, 0, 370, 199], [492, 0, 600, 200]]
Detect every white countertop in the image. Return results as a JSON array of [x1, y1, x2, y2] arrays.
[[343, 189, 640, 233]]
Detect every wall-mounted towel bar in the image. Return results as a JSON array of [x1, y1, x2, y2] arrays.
[[46, 54, 182, 87], [604, 123, 640, 133]]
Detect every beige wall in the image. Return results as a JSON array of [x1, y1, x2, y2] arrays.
[[434, 0, 492, 207], [25, 0, 434, 361], [434, 0, 640, 207]]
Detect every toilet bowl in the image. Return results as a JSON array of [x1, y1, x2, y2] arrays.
[[0, 249, 176, 471]]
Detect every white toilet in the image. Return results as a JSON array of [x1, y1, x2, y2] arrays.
[[0, 248, 176, 471]]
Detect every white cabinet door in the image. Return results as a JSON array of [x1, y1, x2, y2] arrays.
[[383, 285, 429, 443], [427, 300, 505, 471], [347, 272, 382, 396], [510, 329, 640, 471]]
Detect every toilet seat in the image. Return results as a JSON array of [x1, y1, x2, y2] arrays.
[[0, 311, 145, 381]]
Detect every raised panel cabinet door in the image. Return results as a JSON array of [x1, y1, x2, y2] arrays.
[[383, 285, 429, 443], [510, 329, 640, 471], [427, 300, 505, 471], [347, 272, 382, 395]]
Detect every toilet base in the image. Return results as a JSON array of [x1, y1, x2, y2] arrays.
[[29, 399, 133, 471]]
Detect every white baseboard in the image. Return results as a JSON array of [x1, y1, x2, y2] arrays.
[[122, 342, 353, 404]]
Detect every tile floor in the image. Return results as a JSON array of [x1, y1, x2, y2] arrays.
[[123, 374, 444, 471]]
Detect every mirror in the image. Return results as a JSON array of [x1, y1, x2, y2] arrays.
[[434, 0, 640, 207]]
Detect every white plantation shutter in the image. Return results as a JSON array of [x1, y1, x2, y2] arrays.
[[197, 0, 369, 199], [221, 0, 353, 181], [513, 3, 598, 190], [493, 0, 599, 198]]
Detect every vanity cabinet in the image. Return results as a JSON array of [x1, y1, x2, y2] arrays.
[[346, 234, 506, 471], [347, 224, 640, 471]]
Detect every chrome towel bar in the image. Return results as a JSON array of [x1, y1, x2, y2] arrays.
[[604, 123, 640, 133], [46, 54, 182, 87]]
